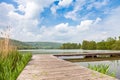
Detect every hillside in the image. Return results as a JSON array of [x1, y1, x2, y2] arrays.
[[0, 38, 62, 49], [26, 42, 62, 49]]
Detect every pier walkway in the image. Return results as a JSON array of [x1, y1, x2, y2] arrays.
[[17, 54, 118, 80]]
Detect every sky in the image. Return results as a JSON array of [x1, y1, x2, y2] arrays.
[[0, 0, 120, 43]]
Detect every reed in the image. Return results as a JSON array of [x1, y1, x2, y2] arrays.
[[0, 26, 32, 79], [0, 26, 17, 57], [0, 52, 32, 80]]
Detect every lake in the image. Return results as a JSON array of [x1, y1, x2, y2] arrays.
[[74, 59, 120, 79], [19, 49, 120, 79], [19, 49, 120, 54]]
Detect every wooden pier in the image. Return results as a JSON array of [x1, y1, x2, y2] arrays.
[[54, 52, 120, 58], [17, 54, 118, 80]]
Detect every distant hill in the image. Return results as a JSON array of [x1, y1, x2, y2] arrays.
[[26, 42, 62, 49], [0, 38, 62, 49]]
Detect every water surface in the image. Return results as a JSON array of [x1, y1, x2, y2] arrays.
[[74, 60, 120, 79], [19, 49, 120, 54]]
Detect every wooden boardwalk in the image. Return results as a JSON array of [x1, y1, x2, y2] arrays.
[[54, 52, 120, 58], [17, 54, 118, 80]]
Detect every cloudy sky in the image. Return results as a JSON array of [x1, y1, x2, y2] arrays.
[[0, 0, 120, 42]]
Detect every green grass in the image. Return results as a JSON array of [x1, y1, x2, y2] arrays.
[[88, 64, 115, 77], [0, 51, 32, 80]]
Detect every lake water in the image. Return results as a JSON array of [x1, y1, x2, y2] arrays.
[[74, 59, 120, 79], [19, 49, 120, 79], [19, 49, 120, 54]]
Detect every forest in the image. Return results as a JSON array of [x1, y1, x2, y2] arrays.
[[60, 36, 120, 50]]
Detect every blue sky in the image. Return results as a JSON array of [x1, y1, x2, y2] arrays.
[[0, 0, 120, 42]]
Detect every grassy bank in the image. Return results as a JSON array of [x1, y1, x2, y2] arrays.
[[0, 51, 32, 80]]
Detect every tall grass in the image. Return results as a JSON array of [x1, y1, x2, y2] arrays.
[[88, 64, 116, 77], [0, 52, 32, 80], [0, 27, 32, 80], [0, 26, 17, 57]]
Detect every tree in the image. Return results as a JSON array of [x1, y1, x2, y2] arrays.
[[105, 37, 116, 50], [97, 41, 107, 50], [88, 41, 96, 50], [112, 40, 120, 50], [119, 36, 120, 40], [82, 40, 96, 50], [82, 40, 89, 50], [60, 43, 81, 49]]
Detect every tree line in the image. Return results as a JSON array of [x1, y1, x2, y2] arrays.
[[60, 36, 120, 50], [60, 43, 81, 49]]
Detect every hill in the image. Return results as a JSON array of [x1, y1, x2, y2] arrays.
[[0, 38, 62, 49], [26, 42, 62, 49]]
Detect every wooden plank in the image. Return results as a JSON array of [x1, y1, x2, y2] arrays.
[[65, 57, 120, 62], [17, 54, 118, 80], [54, 52, 120, 57]]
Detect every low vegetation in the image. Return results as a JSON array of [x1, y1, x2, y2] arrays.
[[0, 27, 32, 80], [88, 64, 115, 77], [0, 52, 32, 80]]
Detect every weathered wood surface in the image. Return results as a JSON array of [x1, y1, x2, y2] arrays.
[[54, 52, 120, 57], [17, 54, 118, 80]]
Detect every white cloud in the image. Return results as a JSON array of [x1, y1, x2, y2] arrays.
[[64, 10, 77, 20], [99, 6, 120, 36], [64, 0, 109, 21], [50, 5, 58, 15], [0, 1, 120, 43], [14, 0, 54, 19], [64, 0, 86, 20], [87, 0, 109, 10], [0, 2, 15, 26], [37, 6, 120, 42], [0, 1, 54, 41], [93, 17, 102, 24], [35, 19, 96, 42], [77, 20, 93, 31], [51, 0, 73, 15], [55, 23, 69, 32], [58, 0, 72, 7]]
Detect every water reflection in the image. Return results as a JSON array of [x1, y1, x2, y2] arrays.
[[74, 59, 120, 79]]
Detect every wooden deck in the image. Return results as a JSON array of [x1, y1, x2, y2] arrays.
[[17, 54, 118, 80], [54, 52, 120, 58]]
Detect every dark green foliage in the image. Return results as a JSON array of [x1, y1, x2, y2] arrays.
[[105, 37, 116, 50], [112, 40, 120, 50], [97, 41, 107, 50], [82, 36, 120, 50], [60, 43, 81, 49], [82, 40, 96, 50], [0, 51, 32, 80], [82, 40, 89, 49]]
